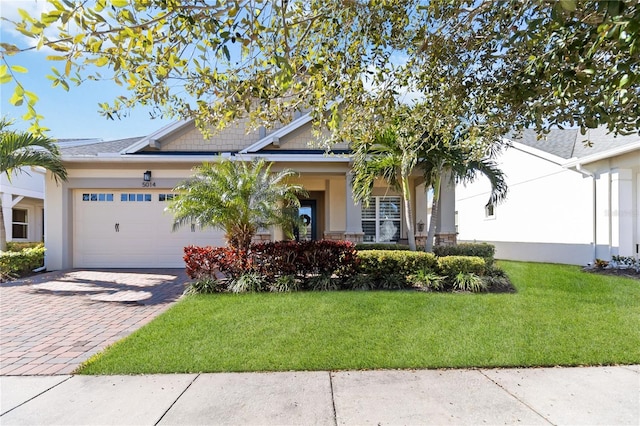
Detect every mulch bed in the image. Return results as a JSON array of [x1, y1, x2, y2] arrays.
[[583, 267, 640, 281]]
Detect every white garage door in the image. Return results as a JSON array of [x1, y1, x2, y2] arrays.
[[74, 190, 225, 267]]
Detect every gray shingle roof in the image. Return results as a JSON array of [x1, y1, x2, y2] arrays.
[[507, 128, 639, 160], [60, 137, 142, 156]]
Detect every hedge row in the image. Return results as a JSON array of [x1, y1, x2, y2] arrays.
[[0, 244, 45, 279], [184, 240, 358, 282], [184, 242, 508, 294]]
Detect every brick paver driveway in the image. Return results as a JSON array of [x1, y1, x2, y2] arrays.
[[0, 269, 189, 375]]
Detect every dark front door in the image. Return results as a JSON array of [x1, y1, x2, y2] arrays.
[[297, 200, 317, 241]]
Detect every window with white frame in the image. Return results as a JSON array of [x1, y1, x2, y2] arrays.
[[362, 196, 401, 242], [12, 209, 28, 239]]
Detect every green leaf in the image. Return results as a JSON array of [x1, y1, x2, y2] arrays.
[[110, 0, 128, 8], [10, 65, 28, 73], [559, 0, 576, 12], [95, 56, 109, 67], [9, 91, 23, 106], [0, 74, 12, 84]]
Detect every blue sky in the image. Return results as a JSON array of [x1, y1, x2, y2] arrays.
[[0, 0, 172, 141]]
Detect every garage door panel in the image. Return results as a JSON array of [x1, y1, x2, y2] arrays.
[[74, 190, 225, 268]]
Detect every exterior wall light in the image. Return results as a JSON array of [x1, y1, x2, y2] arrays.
[[143, 170, 152, 181]]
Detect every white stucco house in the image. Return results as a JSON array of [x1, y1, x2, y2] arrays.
[[44, 114, 433, 269], [1, 139, 101, 247], [1, 167, 46, 245], [455, 128, 640, 265]]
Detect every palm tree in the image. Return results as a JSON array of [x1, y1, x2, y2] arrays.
[[421, 132, 508, 252], [0, 118, 67, 251], [168, 158, 306, 251], [352, 126, 420, 251]]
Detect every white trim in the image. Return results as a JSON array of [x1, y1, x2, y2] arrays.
[[564, 141, 640, 168], [240, 113, 314, 153], [62, 153, 351, 163], [505, 139, 567, 165], [121, 119, 193, 154]]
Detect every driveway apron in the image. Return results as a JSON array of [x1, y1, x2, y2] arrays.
[[0, 269, 189, 375]]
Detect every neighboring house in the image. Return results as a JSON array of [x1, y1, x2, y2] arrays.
[[45, 115, 432, 269], [0, 139, 101, 247], [1, 167, 46, 245], [455, 128, 640, 265]]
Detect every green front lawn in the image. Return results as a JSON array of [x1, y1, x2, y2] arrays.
[[78, 261, 640, 374]]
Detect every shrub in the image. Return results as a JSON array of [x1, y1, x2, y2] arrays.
[[408, 269, 446, 291], [185, 277, 227, 295], [434, 243, 495, 265], [357, 250, 437, 289], [0, 244, 45, 278], [355, 243, 411, 251], [229, 272, 267, 293], [183, 240, 359, 291], [437, 256, 486, 278], [269, 275, 299, 293], [6, 241, 43, 251], [453, 272, 487, 292]]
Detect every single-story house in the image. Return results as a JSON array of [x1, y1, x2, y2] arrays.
[[455, 128, 640, 265], [44, 114, 433, 269]]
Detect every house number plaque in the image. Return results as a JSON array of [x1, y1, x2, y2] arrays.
[[142, 181, 156, 187]]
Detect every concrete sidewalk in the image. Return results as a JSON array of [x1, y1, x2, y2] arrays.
[[1, 365, 638, 425]]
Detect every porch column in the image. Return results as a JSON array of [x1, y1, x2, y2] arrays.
[[1, 192, 12, 243], [436, 171, 457, 246], [344, 171, 364, 243], [611, 168, 633, 256]]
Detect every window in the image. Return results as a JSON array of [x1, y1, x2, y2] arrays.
[[159, 194, 176, 202], [12, 209, 28, 239], [82, 193, 114, 202], [362, 196, 401, 242], [121, 193, 152, 202], [485, 203, 495, 219]]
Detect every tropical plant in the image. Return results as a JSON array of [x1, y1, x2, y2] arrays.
[[421, 129, 508, 252], [0, 118, 67, 251], [169, 158, 305, 251], [453, 272, 487, 293], [351, 110, 426, 251]]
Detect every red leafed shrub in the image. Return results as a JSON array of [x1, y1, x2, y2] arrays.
[[183, 245, 252, 279], [252, 240, 359, 279], [184, 240, 359, 283]]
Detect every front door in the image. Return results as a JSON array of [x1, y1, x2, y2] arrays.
[[297, 200, 317, 241]]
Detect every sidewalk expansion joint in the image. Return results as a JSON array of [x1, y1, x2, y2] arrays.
[[328, 371, 338, 426], [478, 369, 555, 426], [154, 373, 200, 426], [0, 375, 73, 417]]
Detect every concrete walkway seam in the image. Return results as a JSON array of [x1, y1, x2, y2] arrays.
[[154, 373, 201, 426], [478, 369, 553, 425], [0, 375, 72, 417], [328, 371, 338, 426]]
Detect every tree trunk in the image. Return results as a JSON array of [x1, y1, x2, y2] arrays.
[[401, 175, 416, 251], [425, 176, 441, 253], [0, 198, 6, 252]]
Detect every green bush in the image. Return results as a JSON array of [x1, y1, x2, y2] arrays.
[[0, 244, 45, 278], [408, 269, 446, 291], [6, 241, 43, 251], [357, 250, 437, 288], [453, 272, 487, 292], [437, 255, 486, 278], [434, 243, 495, 265], [355, 243, 411, 251]]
